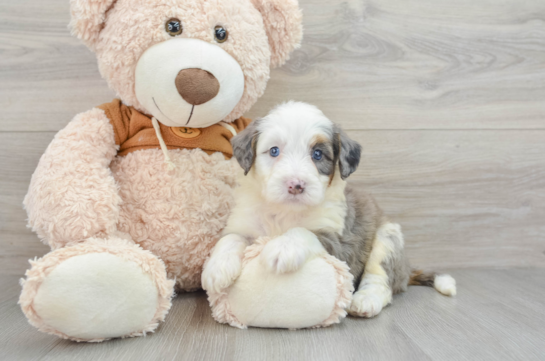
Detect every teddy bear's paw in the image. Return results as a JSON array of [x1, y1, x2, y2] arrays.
[[347, 290, 387, 318], [260, 235, 310, 274], [20, 246, 174, 342], [202, 252, 243, 293]]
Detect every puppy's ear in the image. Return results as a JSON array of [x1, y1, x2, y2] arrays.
[[334, 127, 361, 180], [231, 120, 261, 175]]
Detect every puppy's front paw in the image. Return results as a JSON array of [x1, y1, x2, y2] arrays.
[[202, 253, 242, 293], [348, 291, 385, 318], [261, 236, 309, 274]]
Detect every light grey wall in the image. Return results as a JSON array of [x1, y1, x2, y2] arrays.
[[1, 0, 544, 275]]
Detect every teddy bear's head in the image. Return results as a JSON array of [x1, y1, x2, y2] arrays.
[[70, 0, 302, 128]]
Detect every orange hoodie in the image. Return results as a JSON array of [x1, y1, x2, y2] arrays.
[[98, 99, 251, 159]]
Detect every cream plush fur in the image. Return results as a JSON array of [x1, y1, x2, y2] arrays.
[[206, 237, 354, 329], [20, 0, 302, 342]]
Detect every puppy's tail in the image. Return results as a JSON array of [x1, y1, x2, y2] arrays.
[[409, 269, 456, 296]]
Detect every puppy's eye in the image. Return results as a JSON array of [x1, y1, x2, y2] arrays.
[[166, 18, 183, 36], [269, 147, 280, 157], [312, 149, 323, 160], [214, 25, 228, 43]]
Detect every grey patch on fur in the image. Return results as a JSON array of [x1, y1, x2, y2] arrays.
[[312, 186, 414, 294], [334, 126, 361, 179], [312, 124, 360, 182], [380, 234, 411, 294], [312, 185, 385, 287], [231, 119, 261, 175], [311, 141, 335, 176]]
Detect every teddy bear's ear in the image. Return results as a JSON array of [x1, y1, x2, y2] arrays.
[[69, 0, 117, 50], [251, 0, 303, 68]]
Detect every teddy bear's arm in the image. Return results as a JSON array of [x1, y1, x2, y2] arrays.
[[23, 108, 122, 249]]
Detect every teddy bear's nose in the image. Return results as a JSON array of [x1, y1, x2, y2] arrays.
[[175, 68, 220, 105]]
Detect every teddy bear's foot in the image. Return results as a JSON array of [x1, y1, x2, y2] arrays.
[[208, 237, 355, 329], [19, 237, 175, 342]]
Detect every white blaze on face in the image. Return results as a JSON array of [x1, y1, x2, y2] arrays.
[[135, 38, 245, 128], [254, 102, 335, 207]]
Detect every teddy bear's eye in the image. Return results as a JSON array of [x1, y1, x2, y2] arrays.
[[166, 18, 183, 36], [214, 25, 228, 43]]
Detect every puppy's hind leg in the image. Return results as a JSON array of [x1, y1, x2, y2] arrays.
[[348, 223, 405, 318]]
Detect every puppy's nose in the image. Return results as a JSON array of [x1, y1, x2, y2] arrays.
[[287, 180, 306, 195], [175, 68, 220, 105]]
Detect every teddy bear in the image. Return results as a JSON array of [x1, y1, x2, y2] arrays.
[[18, 0, 303, 342]]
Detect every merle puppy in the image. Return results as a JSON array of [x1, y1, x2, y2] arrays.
[[202, 102, 456, 318]]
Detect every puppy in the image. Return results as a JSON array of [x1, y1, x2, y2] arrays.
[[202, 102, 456, 318]]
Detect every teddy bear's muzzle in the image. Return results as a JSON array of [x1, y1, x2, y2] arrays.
[[134, 37, 245, 128]]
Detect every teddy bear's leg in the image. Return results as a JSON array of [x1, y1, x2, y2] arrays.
[[19, 236, 175, 342], [209, 236, 354, 329]]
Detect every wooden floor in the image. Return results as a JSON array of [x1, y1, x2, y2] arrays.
[[1, 269, 544, 361], [1, 0, 545, 359]]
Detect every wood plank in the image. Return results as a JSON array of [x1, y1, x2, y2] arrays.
[[0, 276, 63, 361], [1, 0, 544, 131], [0, 273, 431, 361], [0, 132, 53, 276], [350, 129, 545, 269], [1, 270, 544, 360], [250, 0, 545, 129], [1, 130, 544, 274], [396, 269, 545, 361], [0, 0, 115, 132]]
